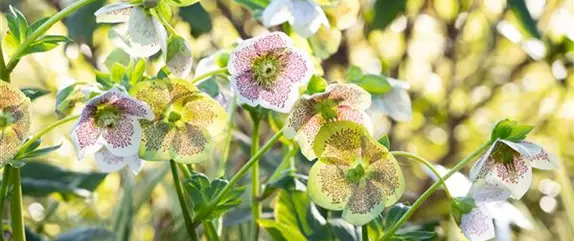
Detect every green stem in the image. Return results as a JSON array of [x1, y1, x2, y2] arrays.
[[0, 167, 12, 241], [15, 115, 79, 159], [380, 141, 492, 241], [191, 68, 228, 85], [218, 97, 238, 177], [169, 160, 199, 241], [0, 37, 9, 83], [362, 225, 368, 241], [390, 151, 453, 199], [10, 167, 25, 241], [5, 0, 97, 71], [191, 129, 284, 228], [204, 220, 221, 241], [250, 119, 261, 241], [151, 9, 177, 35]]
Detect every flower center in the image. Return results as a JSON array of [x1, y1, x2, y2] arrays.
[[315, 99, 339, 121], [252, 53, 283, 89], [0, 112, 15, 129], [95, 105, 121, 128], [346, 160, 367, 183], [491, 143, 520, 172]]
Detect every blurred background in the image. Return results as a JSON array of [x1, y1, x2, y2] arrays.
[[1, 0, 573, 240]]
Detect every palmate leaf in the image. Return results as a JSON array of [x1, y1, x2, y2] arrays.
[[183, 172, 246, 221]]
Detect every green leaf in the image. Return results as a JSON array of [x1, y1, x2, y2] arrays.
[[15, 161, 107, 198], [179, 4, 212, 37], [166, 0, 200, 7], [55, 83, 100, 117], [347, 65, 363, 82], [103, 48, 131, 71], [155, 0, 173, 21], [6, 6, 29, 43], [490, 119, 533, 142], [508, 0, 541, 39], [129, 59, 146, 85], [450, 196, 476, 223], [389, 231, 436, 241], [383, 203, 410, 229], [110, 63, 127, 84], [258, 219, 308, 241], [26, 17, 49, 36], [55, 227, 115, 241], [22, 35, 72, 56], [307, 75, 328, 94], [378, 135, 390, 150], [20, 87, 50, 100], [358, 74, 392, 95], [370, 0, 406, 31], [274, 189, 330, 240], [183, 173, 246, 221], [233, 0, 270, 11], [19, 143, 62, 159], [96, 72, 115, 89]]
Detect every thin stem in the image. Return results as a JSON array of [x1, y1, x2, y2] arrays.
[[250, 119, 261, 241], [218, 97, 238, 177], [191, 68, 228, 85], [5, 0, 97, 71], [380, 141, 492, 241], [191, 129, 284, 228], [0, 167, 12, 241], [169, 160, 199, 241], [390, 151, 453, 199], [15, 115, 79, 158], [10, 167, 25, 241], [151, 9, 177, 35], [178, 163, 193, 179], [204, 220, 221, 241], [0, 37, 9, 83], [362, 225, 368, 241]]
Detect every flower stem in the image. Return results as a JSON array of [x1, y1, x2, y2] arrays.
[[0, 38, 10, 83], [204, 220, 221, 241], [5, 0, 97, 71], [15, 115, 79, 159], [362, 225, 368, 241], [250, 118, 261, 241], [9, 167, 25, 241], [380, 141, 492, 241], [0, 167, 12, 241], [191, 129, 284, 228], [169, 160, 199, 241], [191, 68, 229, 85], [390, 151, 453, 199]]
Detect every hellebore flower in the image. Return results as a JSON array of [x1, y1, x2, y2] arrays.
[[307, 121, 405, 225], [285, 83, 373, 160], [368, 78, 412, 122], [165, 35, 193, 78], [423, 165, 533, 241], [228, 32, 313, 113], [0, 82, 30, 166], [469, 139, 559, 200], [71, 88, 154, 174], [95, 2, 167, 58], [261, 0, 329, 38], [130, 79, 228, 163]]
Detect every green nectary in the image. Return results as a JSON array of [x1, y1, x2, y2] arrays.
[[252, 53, 283, 89], [95, 105, 122, 128]]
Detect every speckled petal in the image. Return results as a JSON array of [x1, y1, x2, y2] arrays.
[[313, 121, 366, 162], [107, 89, 154, 121], [469, 143, 497, 180], [95, 148, 137, 173], [253, 31, 292, 53], [166, 35, 193, 78], [130, 80, 196, 119], [228, 38, 258, 75], [460, 205, 495, 241], [307, 160, 352, 210], [366, 150, 405, 206], [6, 107, 30, 141], [180, 93, 228, 138], [469, 178, 512, 203], [342, 180, 386, 225], [284, 98, 317, 138], [126, 8, 164, 57], [0, 129, 20, 166], [327, 84, 371, 110], [472, 155, 532, 200], [94, 2, 134, 23], [296, 115, 325, 160], [171, 124, 213, 164], [280, 50, 313, 84], [71, 105, 104, 160], [102, 115, 142, 157], [140, 121, 175, 162], [258, 78, 300, 113], [0, 81, 29, 110], [230, 72, 261, 107], [518, 141, 559, 170]]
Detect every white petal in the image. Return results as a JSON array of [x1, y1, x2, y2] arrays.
[[469, 142, 497, 179], [519, 141, 560, 170], [476, 157, 533, 200], [94, 3, 134, 23], [460, 205, 495, 241], [126, 8, 163, 57], [94, 148, 129, 173], [102, 116, 142, 157], [493, 218, 512, 241], [156, 18, 168, 60], [499, 139, 531, 156], [469, 178, 512, 203], [374, 86, 412, 122], [488, 201, 533, 230], [423, 164, 471, 197], [288, 0, 329, 37], [262, 0, 293, 27]]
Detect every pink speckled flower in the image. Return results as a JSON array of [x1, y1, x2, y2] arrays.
[[228, 32, 313, 113], [284, 83, 373, 160], [469, 139, 559, 200], [71, 88, 154, 174]]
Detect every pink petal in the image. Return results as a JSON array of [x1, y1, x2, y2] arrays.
[[474, 156, 532, 200], [254, 32, 292, 53], [258, 78, 299, 113], [114, 95, 154, 120], [230, 72, 261, 106], [337, 106, 374, 134], [460, 205, 495, 241], [228, 38, 258, 75], [71, 105, 103, 159], [328, 84, 371, 110], [298, 114, 326, 160], [102, 115, 141, 157], [279, 50, 313, 84], [284, 98, 316, 138], [94, 148, 130, 173]]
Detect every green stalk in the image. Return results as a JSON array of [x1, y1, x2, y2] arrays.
[[380, 141, 492, 240], [250, 119, 261, 241], [204, 220, 221, 241], [191, 68, 228, 85], [390, 151, 453, 199], [0, 167, 12, 241], [362, 225, 368, 241], [169, 160, 199, 241], [191, 129, 284, 228], [0, 37, 9, 83], [10, 167, 25, 241], [16, 115, 79, 158], [5, 0, 97, 71]]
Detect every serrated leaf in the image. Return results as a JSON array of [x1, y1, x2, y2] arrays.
[[20, 87, 50, 100], [22, 35, 72, 56]]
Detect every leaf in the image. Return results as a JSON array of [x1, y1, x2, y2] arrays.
[[6, 6, 29, 43], [155, 0, 173, 21], [378, 135, 390, 149], [370, 0, 406, 31], [383, 203, 410, 229], [274, 189, 330, 240], [20, 88, 49, 100], [55, 227, 115, 241], [358, 74, 392, 95], [490, 119, 533, 142], [18, 143, 62, 159], [55, 83, 100, 117], [179, 4, 212, 37], [389, 231, 436, 241], [233, 0, 270, 11], [258, 219, 308, 241], [508, 0, 541, 39], [22, 35, 72, 56], [347, 65, 363, 82], [95, 72, 115, 89], [307, 75, 328, 94], [183, 173, 246, 221], [26, 17, 49, 36], [16, 162, 107, 198], [329, 218, 361, 241], [129, 59, 146, 85], [166, 0, 200, 7], [103, 48, 131, 71]]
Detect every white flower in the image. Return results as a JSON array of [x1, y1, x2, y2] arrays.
[[423, 165, 534, 241], [369, 78, 412, 122], [95, 2, 167, 58], [261, 0, 329, 38], [70, 88, 154, 174]]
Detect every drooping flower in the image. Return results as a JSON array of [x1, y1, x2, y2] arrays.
[[130, 79, 228, 163], [307, 121, 405, 225], [368, 78, 412, 122], [71, 88, 154, 173], [261, 0, 329, 38], [0, 82, 30, 166], [165, 35, 193, 78], [423, 165, 533, 241], [469, 139, 559, 200], [95, 2, 167, 58], [228, 32, 313, 113], [284, 83, 373, 160]]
